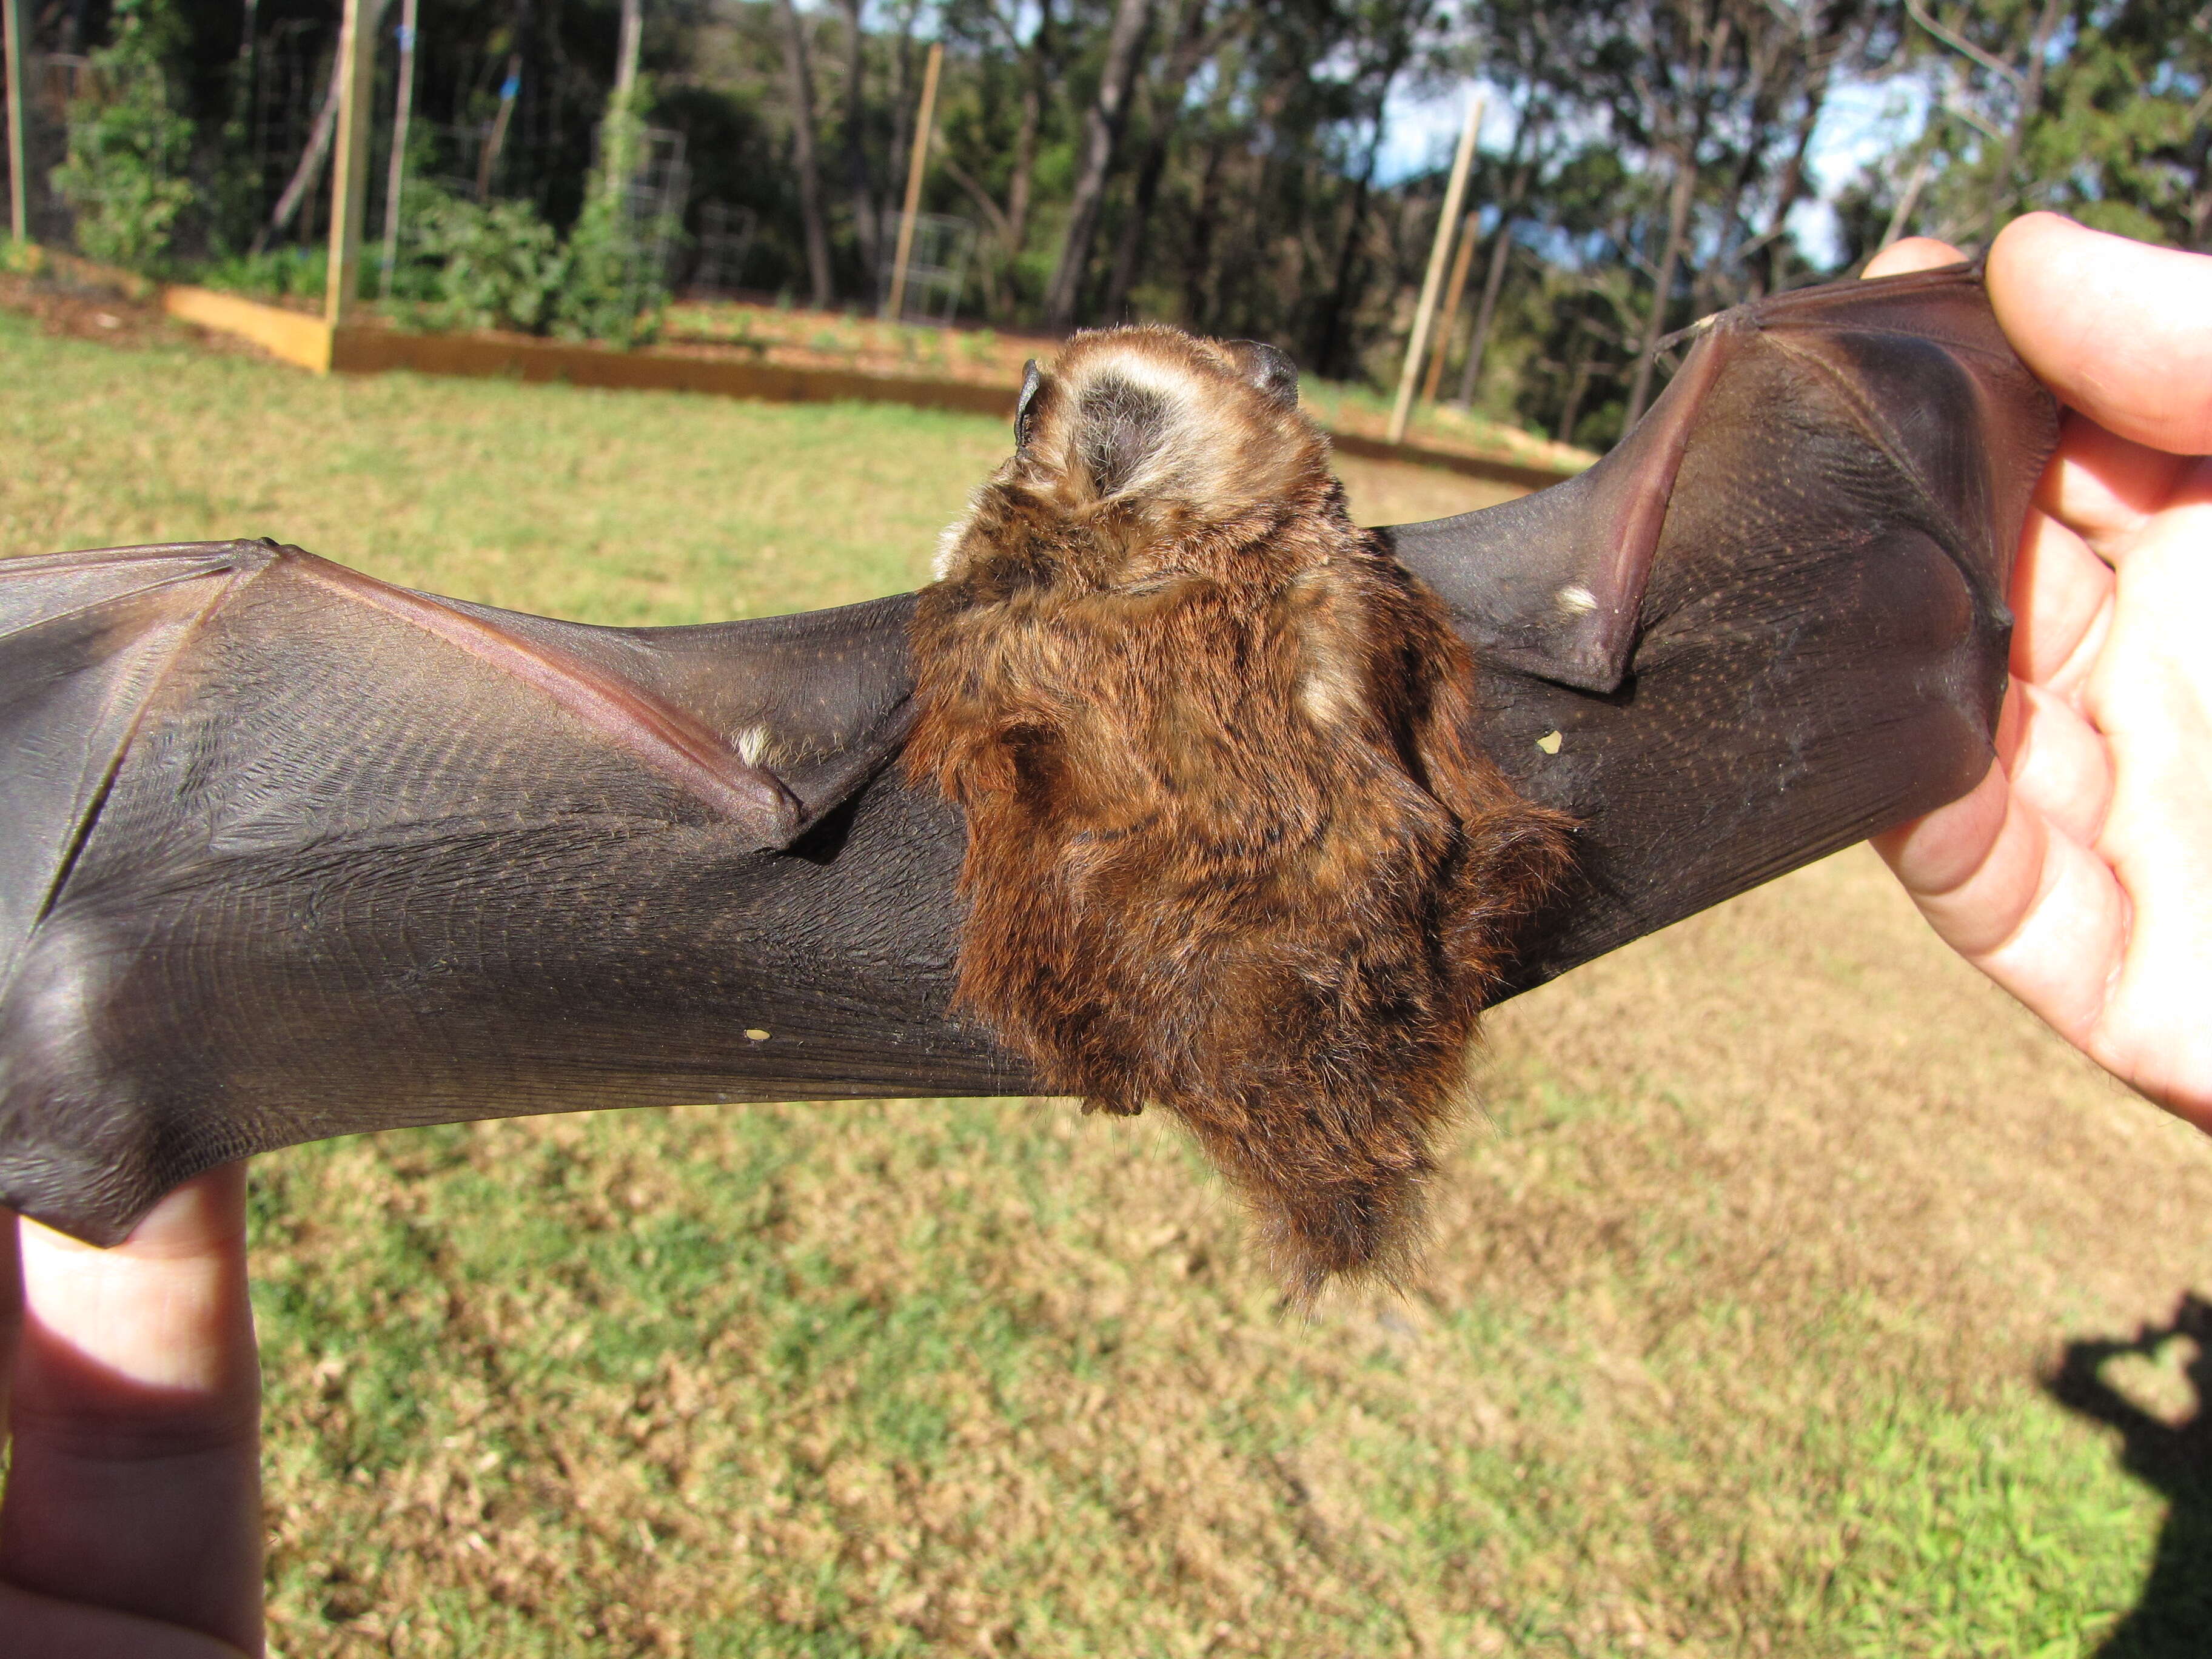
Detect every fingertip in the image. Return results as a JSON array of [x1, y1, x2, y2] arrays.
[[1872, 759, 2009, 898], [1865, 236, 1965, 278], [118, 1166, 250, 1259], [19, 1165, 249, 1267], [15, 1165, 256, 1399], [1988, 213, 2212, 454]]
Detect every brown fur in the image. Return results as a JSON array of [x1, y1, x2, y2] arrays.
[[906, 326, 1575, 1298]]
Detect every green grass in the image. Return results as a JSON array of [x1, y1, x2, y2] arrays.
[[7, 307, 2212, 1656], [0, 303, 998, 615]]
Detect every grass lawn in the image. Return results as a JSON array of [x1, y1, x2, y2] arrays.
[[5, 306, 2212, 1657]]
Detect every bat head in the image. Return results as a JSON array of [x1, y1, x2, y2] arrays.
[[933, 327, 1337, 585]]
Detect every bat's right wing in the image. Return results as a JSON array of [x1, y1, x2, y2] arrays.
[[0, 545, 255, 996], [0, 541, 1024, 1245]]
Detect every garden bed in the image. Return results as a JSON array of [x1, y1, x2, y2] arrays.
[[2, 246, 1594, 489]]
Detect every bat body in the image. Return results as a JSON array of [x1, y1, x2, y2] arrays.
[[0, 264, 2056, 1249], [907, 329, 1572, 1291]]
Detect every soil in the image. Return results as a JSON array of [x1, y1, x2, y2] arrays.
[[0, 269, 275, 359]]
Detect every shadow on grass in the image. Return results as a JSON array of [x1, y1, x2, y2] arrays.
[[2048, 1293, 2212, 1657]]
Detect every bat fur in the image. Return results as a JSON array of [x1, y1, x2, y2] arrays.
[[907, 326, 1577, 1296]]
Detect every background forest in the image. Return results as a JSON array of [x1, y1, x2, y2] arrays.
[[6, 0, 2208, 447]]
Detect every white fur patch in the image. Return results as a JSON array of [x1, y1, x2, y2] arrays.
[[932, 484, 990, 579], [1555, 584, 1598, 616]]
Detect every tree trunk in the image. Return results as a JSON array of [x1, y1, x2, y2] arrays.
[[1043, 0, 1153, 330], [1990, 0, 2066, 229], [1310, 42, 1407, 380], [1099, 113, 1166, 321], [1623, 10, 1733, 428], [256, 51, 342, 253], [255, 0, 395, 254], [1455, 129, 1536, 408], [839, 0, 879, 303], [1623, 140, 1696, 428], [775, 0, 834, 309], [1310, 134, 1380, 375], [1002, 0, 1055, 258], [1749, 66, 1830, 299], [1181, 132, 1227, 330], [939, 152, 1011, 314], [1452, 204, 1510, 407], [1099, 1, 1211, 322], [1557, 323, 1597, 444]]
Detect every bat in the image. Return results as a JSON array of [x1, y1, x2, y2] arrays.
[[908, 327, 1575, 1292], [0, 262, 2056, 1256]]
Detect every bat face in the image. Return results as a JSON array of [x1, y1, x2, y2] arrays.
[[0, 265, 2056, 1249]]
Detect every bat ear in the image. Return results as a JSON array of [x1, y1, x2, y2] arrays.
[[1014, 360, 1044, 452], [1224, 340, 1300, 409]]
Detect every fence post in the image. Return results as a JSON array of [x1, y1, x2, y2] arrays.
[[1387, 95, 1483, 446], [325, 0, 381, 324], [2, 0, 26, 244], [1421, 212, 1478, 404], [885, 41, 942, 324], [378, 0, 418, 296]]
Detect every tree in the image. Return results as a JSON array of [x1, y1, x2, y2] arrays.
[[52, 0, 197, 270], [1101, 0, 1237, 321], [775, 0, 834, 307], [1043, 0, 1155, 329], [1896, 0, 2211, 252], [1307, 0, 1431, 378], [837, 0, 882, 302]]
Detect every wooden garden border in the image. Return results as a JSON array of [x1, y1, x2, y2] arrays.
[[148, 282, 1584, 491]]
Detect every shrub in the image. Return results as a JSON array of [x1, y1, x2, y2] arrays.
[[549, 87, 671, 348], [198, 246, 325, 301], [408, 193, 565, 334], [51, 0, 196, 273], [380, 94, 671, 347]]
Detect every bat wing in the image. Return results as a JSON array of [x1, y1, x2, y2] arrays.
[[0, 545, 250, 999], [0, 541, 1024, 1243], [0, 266, 2054, 1243], [1386, 263, 2058, 991]]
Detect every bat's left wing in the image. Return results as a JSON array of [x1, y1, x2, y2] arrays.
[[1387, 263, 2058, 990]]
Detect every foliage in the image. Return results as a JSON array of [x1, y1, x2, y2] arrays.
[[1988, 0, 2207, 247], [49, 0, 196, 273], [406, 191, 566, 335], [35, 0, 2211, 493], [1850, 0, 2212, 256], [198, 246, 326, 301], [551, 194, 660, 345], [551, 82, 672, 349], [368, 81, 670, 344]]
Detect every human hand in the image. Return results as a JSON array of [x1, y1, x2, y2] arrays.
[[1, 1166, 264, 1655], [1867, 213, 2212, 1127]]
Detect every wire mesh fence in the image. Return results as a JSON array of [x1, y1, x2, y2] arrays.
[[877, 208, 973, 326], [685, 201, 756, 297], [8, 51, 87, 246], [596, 119, 688, 317]]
